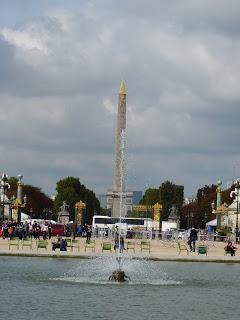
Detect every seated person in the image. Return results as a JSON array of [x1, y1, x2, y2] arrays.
[[52, 235, 62, 251], [60, 239, 67, 251], [224, 241, 237, 256]]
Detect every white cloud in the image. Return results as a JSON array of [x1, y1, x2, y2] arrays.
[[1, 1, 240, 197], [0, 27, 49, 54], [103, 98, 117, 115]]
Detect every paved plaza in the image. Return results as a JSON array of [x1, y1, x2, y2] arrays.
[[0, 237, 240, 262]]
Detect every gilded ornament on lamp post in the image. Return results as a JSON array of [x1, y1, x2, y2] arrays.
[[75, 200, 86, 225], [215, 180, 222, 229], [153, 203, 162, 230], [230, 179, 240, 240]]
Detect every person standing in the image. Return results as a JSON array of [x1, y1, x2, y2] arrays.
[[189, 227, 198, 252], [86, 225, 92, 242], [119, 236, 125, 253], [42, 223, 48, 240], [23, 221, 29, 238], [48, 224, 52, 239]]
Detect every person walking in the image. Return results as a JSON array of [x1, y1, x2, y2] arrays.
[[188, 227, 198, 252]]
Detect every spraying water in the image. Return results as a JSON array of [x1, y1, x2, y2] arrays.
[[114, 129, 126, 275]]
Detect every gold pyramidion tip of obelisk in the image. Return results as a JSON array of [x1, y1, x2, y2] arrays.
[[119, 80, 126, 95]]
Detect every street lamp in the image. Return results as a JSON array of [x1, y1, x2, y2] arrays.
[[30, 207, 33, 218], [17, 194, 27, 223], [0, 173, 10, 222], [9, 195, 16, 221], [211, 201, 215, 210], [190, 212, 194, 228], [204, 212, 207, 228], [230, 179, 240, 241]]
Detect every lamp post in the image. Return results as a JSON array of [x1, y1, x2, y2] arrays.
[[190, 212, 194, 228], [30, 207, 33, 218], [0, 173, 10, 222], [16, 194, 27, 224], [230, 179, 240, 241], [204, 212, 207, 228], [43, 208, 46, 220], [211, 201, 215, 211], [9, 195, 16, 221]]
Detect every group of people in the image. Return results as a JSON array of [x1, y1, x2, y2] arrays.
[[1, 220, 52, 240], [74, 224, 92, 240], [52, 235, 67, 251], [188, 226, 238, 256]]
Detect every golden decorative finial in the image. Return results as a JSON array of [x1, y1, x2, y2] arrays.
[[119, 80, 126, 95]]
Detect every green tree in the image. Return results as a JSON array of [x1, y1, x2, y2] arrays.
[[181, 183, 234, 229], [6, 177, 53, 219], [54, 176, 100, 224], [140, 188, 159, 205], [159, 181, 184, 220]]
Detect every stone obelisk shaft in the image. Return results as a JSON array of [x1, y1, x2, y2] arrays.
[[114, 80, 126, 192]]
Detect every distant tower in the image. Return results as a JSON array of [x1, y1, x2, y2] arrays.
[[106, 81, 133, 218]]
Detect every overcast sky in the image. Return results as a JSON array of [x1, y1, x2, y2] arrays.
[[1, 0, 240, 198]]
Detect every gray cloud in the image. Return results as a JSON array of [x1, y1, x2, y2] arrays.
[[1, 0, 240, 197]]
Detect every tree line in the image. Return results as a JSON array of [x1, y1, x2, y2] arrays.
[[6, 176, 100, 224]]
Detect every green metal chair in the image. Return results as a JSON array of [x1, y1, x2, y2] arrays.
[[71, 239, 80, 251], [197, 244, 208, 255], [37, 240, 48, 251], [101, 242, 112, 252], [140, 241, 151, 253], [127, 241, 135, 253], [177, 241, 189, 255], [65, 238, 72, 248], [84, 239, 95, 252], [8, 237, 20, 250], [22, 237, 33, 250]]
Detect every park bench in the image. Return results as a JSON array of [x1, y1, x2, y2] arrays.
[[84, 240, 95, 252], [140, 241, 151, 253], [22, 237, 33, 250], [127, 241, 135, 253], [177, 241, 189, 255], [101, 242, 112, 252], [8, 237, 20, 250]]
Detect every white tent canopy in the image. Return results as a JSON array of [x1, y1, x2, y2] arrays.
[[21, 212, 31, 221], [206, 219, 217, 226]]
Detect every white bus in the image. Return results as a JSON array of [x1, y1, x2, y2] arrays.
[[92, 215, 153, 230]]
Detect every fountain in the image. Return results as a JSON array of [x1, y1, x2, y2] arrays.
[[109, 129, 129, 282]]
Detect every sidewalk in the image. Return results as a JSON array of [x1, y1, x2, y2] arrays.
[[1, 237, 240, 263]]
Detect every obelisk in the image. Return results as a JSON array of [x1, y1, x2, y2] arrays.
[[107, 80, 132, 218], [114, 80, 126, 192]]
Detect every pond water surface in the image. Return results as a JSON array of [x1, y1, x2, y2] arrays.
[[0, 256, 239, 320]]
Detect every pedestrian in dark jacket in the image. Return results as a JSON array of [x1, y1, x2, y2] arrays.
[[188, 227, 198, 252]]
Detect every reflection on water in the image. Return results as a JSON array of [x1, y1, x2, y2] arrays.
[[1, 256, 240, 320]]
